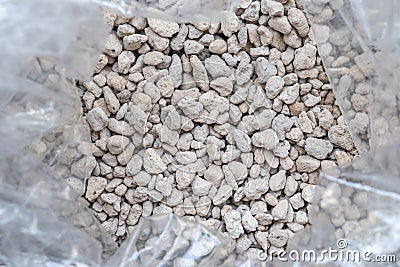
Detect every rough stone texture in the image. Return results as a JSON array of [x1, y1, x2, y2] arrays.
[[255, 58, 277, 83], [328, 125, 354, 151], [242, 210, 258, 232], [305, 137, 334, 160], [233, 129, 252, 153], [288, 8, 310, 38], [209, 39, 228, 54], [272, 199, 289, 220], [184, 40, 204, 55], [123, 34, 148, 51], [224, 210, 244, 239], [269, 170, 286, 191], [293, 44, 317, 70], [251, 129, 279, 150], [266, 76, 284, 99], [104, 33, 122, 57], [210, 77, 233, 96], [213, 185, 233, 206], [148, 18, 179, 38], [143, 51, 165, 65], [296, 156, 321, 173], [268, 230, 289, 247], [86, 177, 107, 201], [302, 184, 316, 203], [86, 107, 108, 131], [143, 148, 167, 174], [81, 6, 356, 253], [107, 135, 129, 155], [268, 17, 292, 35]]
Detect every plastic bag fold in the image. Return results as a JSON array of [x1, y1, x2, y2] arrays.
[[279, 0, 400, 266], [0, 0, 252, 266]]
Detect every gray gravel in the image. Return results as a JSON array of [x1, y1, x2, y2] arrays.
[[77, 0, 357, 256]]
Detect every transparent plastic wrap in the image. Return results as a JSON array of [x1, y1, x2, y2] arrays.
[[304, 0, 400, 154], [272, 0, 400, 266], [105, 213, 262, 267], [0, 172, 113, 267], [0, 0, 258, 267], [279, 144, 400, 267], [0, 0, 115, 265], [94, 0, 240, 22], [6, 0, 400, 265], [0, 0, 108, 160]]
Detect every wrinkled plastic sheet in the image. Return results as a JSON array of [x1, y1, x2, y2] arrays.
[[0, 0, 250, 267], [95, 0, 240, 22], [1, 0, 400, 266], [0, 0, 115, 266], [274, 0, 400, 266], [304, 0, 400, 154], [105, 213, 257, 267], [278, 147, 400, 267]]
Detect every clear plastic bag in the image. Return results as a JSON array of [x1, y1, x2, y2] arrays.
[[281, 145, 400, 267], [276, 0, 400, 266], [0, 0, 250, 267], [303, 0, 400, 154], [94, 0, 240, 22], [0, 0, 117, 265], [104, 213, 259, 267], [3, 0, 400, 265]]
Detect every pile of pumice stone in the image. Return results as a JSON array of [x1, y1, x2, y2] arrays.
[[79, 0, 357, 257]]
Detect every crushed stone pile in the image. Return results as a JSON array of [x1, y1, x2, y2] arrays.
[[78, 0, 357, 256]]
